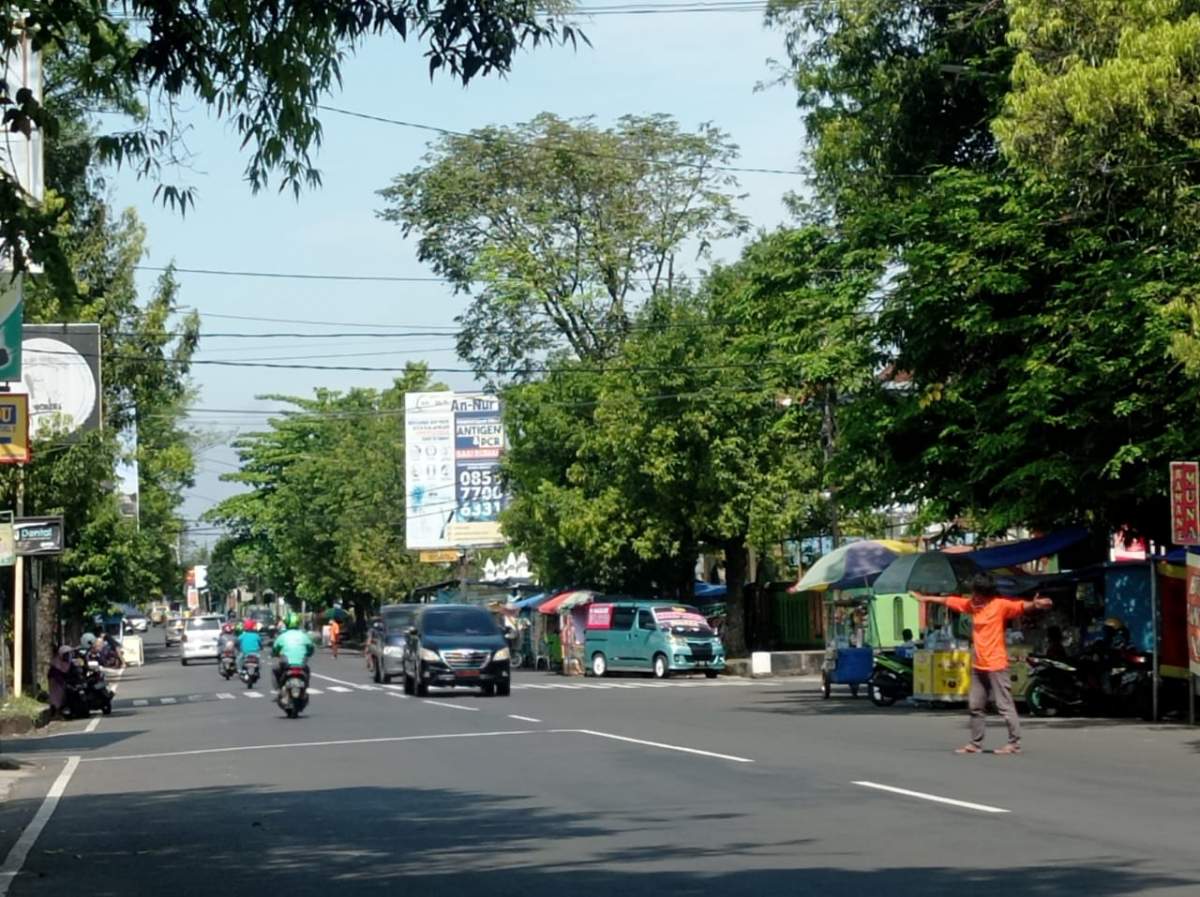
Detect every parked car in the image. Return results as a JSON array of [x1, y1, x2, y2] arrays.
[[181, 615, 223, 665], [403, 604, 511, 697], [165, 616, 185, 646], [367, 604, 417, 684], [585, 601, 725, 679], [123, 610, 149, 633]]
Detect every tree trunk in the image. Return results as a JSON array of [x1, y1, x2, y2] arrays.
[[723, 537, 749, 657], [35, 563, 61, 693]]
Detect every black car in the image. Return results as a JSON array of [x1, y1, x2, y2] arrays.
[[403, 604, 511, 697]]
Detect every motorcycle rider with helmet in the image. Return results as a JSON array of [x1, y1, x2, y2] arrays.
[[272, 613, 314, 689], [238, 619, 263, 675]]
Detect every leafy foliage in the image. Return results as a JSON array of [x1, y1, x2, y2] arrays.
[[378, 113, 748, 380]]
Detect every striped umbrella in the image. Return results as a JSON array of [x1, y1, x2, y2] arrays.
[[793, 540, 917, 592]]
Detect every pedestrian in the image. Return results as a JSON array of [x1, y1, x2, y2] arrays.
[[47, 645, 73, 718], [914, 574, 1052, 755], [329, 617, 341, 659]]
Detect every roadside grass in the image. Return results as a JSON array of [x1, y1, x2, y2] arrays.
[[0, 693, 48, 723]]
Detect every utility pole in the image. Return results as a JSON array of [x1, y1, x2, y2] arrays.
[[12, 467, 24, 696]]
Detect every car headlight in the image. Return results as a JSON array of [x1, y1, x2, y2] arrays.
[[493, 647, 510, 661], [384, 646, 405, 657], [419, 647, 441, 663]]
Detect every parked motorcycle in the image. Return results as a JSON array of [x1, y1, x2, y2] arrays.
[[240, 653, 261, 689], [277, 665, 309, 718], [65, 653, 114, 717], [1026, 646, 1153, 719], [218, 645, 238, 680], [869, 653, 914, 707]]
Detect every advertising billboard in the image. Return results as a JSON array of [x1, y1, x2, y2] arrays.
[[0, 392, 30, 463], [405, 391, 508, 550], [21, 324, 102, 440]]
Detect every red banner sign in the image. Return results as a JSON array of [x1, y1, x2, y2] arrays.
[[586, 604, 613, 630], [1170, 461, 1200, 546], [1188, 552, 1200, 677]]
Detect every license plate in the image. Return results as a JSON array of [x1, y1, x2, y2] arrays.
[[456, 670, 480, 678]]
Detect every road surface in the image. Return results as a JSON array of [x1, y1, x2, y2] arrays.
[[1, 634, 1197, 896]]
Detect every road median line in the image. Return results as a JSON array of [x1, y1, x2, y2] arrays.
[[852, 780, 1009, 814]]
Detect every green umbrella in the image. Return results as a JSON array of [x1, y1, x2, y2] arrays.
[[793, 540, 917, 592], [322, 606, 350, 622]]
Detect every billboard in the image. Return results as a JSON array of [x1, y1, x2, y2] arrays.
[[0, 276, 22, 381], [405, 391, 508, 549], [0, 392, 30, 463], [14, 516, 64, 556], [21, 324, 102, 440]]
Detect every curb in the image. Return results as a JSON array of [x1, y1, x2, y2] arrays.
[[0, 706, 51, 737]]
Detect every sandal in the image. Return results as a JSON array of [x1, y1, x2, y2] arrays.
[[954, 744, 982, 754], [994, 744, 1022, 755]]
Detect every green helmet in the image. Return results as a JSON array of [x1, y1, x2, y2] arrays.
[[286, 612, 301, 630]]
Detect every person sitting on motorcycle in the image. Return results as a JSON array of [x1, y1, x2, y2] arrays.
[[218, 622, 239, 657], [238, 619, 263, 673], [272, 613, 314, 688]]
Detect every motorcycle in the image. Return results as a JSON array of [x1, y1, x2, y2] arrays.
[[1026, 646, 1153, 719], [277, 665, 309, 719], [64, 653, 114, 717], [868, 652, 914, 707], [218, 645, 238, 680], [239, 653, 261, 689]]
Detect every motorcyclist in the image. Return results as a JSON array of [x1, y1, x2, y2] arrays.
[[238, 619, 263, 674], [272, 613, 314, 688], [218, 622, 239, 657]]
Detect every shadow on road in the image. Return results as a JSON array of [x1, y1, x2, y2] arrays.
[[3, 781, 1194, 897]]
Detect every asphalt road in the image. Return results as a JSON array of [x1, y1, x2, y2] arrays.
[[2, 632, 1198, 897]]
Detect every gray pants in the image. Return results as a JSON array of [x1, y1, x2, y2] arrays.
[[969, 669, 1020, 748]]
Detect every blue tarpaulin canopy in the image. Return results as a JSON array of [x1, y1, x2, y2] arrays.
[[512, 592, 549, 611], [964, 526, 1089, 570]]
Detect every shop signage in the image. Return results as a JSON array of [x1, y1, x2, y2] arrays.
[[0, 277, 23, 381], [0, 512, 13, 566], [587, 604, 613, 630], [0, 392, 30, 463], [14, 515, 64, 556], [1188, 551, 1200, 677], [1169, 461, 1200, 546], [419, 549, 460, 564]]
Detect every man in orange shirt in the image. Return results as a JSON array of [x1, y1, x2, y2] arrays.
[[329, 618, 341, 659], [916, 574, 1052, 755]]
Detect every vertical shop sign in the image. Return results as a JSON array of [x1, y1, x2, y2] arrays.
[[1170, 461, 1200, 546], [1188, 551, 1200, 677]]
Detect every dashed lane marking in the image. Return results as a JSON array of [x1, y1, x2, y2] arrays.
[[327, 686, 353, 693], [244, 691, 264, 699]]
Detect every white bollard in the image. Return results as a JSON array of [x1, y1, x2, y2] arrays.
[[750, 651, 772, 678]]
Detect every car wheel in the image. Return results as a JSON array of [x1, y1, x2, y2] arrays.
[[496, 681, 511, 697], [102, 701, 113, 716], [870, 684, 897, 707], [482, 683, 496, 697], [181, 658, 188, 666], [591, 652, 608, 678], [705, 670, 719, 679], [652, 653, 670, 680]]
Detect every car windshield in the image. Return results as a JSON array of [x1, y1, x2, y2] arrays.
[[421, 608, 498, 637], [187, 618, 220, 631], [384, 610, 414, 631]]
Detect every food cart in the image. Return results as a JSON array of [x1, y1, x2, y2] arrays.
[[820, 592, 875, 698]]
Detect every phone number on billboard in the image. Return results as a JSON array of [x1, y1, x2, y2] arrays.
[[457, 499, 504, 520]]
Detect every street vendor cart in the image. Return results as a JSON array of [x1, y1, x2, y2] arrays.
[[821, 593, 875, 698]]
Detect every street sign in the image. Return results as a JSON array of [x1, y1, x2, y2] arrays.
[[0, 392, 30, 464], [14, 515, 64, 556], [419, 550, 461, 563], [1170, 461, 1200, 545], [0, 277, 23, 381]]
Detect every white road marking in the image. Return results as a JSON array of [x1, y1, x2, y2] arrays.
[[84, 717, 100, 734], [160, 697, 176, 705], [508, 714, 541, 723], [0, 755, 80, 896], [216, 693, 236, 700], [389, 692, 409, 699], [311, 672, 377, 691], [187, 694, 203, 702], [576, 729, 754, 764], [133, 699, 149, 707], [357, 684, 381, 691], [852, 781, 1010, 814], [423, 699, 479, 712], [244, 691, 264, 699], [83, 730, 543, 762], [327, 686, 352, 693], [382, 684, 406, 690], [306, 688, 324, 695]]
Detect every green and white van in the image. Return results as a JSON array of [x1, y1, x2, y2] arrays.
[[585, 600, 726, 679]]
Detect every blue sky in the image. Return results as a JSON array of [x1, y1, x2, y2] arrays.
[[110, 10, 807, 544]]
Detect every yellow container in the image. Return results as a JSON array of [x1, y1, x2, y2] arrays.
[[914, 650, 934, 697], [1007, 645, 1031, 699], [913, 649, 972, 702]]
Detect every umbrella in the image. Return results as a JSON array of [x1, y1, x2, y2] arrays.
[[322, 606, 350, 622], [873, 552, 1039, 596], [793, 540, 917, 592]]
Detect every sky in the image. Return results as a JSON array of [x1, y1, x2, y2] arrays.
[[108, 8, 808, 547]]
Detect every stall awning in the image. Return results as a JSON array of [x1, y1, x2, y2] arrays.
[[538, 589, 598, 615], [694, 582, 727, 599], [511, 592, 549, 610], [965, 526, 1089, 570]]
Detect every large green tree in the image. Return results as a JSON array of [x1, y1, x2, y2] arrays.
[[378, 113, 748, 379]]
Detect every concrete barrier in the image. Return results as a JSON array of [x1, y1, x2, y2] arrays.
[[729, 650, 825, 678]]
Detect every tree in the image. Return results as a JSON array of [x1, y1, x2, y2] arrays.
[[207, 366, 448, 618], [1, 1, 583, 279], [377, 113, 748, 379]]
